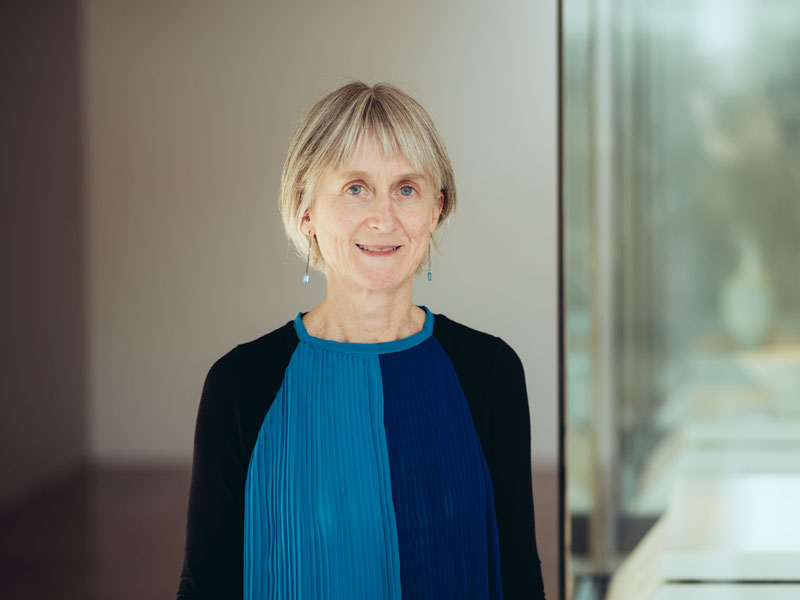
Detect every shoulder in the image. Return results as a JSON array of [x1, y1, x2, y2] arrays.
[[234, 317, 298, 363], [431, 312, 526, 415], [432, 311, 521, 368], [209, 318, 298, 374], [201, 317, 299, 406], [433, 312, 497, 346], [197, 317, 301, 453], [431, 312, 530, 459]]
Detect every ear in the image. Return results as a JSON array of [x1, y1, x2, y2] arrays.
[[302, 211, 314, 237], [431, 192, 444, 230]]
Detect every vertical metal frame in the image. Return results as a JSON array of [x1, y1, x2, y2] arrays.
[[556, 0, 567, 598], [559, 0, 621, 597]]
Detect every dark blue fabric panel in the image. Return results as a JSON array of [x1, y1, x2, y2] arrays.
[[380, 337, 504, 599]]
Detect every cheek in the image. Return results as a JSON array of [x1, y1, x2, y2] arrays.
[[334, 216, 360, 246], [316, 206, 355, 239], [409, 218, 432, 241], [321, 216, 361, 259], [339, 212, 360, 231]]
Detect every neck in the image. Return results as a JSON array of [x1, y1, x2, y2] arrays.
[[303, 279, 425, 344]]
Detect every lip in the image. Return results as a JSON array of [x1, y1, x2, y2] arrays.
[[356, 243, 402, 256], [356, 244, 402, 249]]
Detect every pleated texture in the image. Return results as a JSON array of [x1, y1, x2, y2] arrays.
[[380, 337, 504, 599], [244, 306, 503, 599], [244, 344, 402, 600]]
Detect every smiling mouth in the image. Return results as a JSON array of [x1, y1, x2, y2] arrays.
[[356, 244, 402, 254]]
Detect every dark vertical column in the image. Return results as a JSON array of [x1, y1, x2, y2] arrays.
[[0, 0, 87, 511]]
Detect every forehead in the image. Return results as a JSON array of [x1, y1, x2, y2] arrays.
[[326, 138, 429, 181]]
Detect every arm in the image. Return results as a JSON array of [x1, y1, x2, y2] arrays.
[[490, 337, 546, 600], [177, 351, 246, 599]]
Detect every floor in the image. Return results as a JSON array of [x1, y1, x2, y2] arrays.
[[0, 465, 559, 599]]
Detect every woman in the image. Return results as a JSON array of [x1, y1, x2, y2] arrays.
[[177, 81, 546, 599]]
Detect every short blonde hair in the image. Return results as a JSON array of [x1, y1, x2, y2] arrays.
[[279, 81, 456, 276]]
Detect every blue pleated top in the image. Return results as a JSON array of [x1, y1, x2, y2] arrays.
[[243, 304, 504, 599]]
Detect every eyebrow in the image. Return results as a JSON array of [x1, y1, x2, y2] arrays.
[[337, 170, 427, 182]]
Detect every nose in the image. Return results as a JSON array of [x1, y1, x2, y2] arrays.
[[367, 190, 398, 231]]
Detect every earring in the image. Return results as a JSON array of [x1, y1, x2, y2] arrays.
[[427, 237, 432, 281], [303, 235, 311, 284]]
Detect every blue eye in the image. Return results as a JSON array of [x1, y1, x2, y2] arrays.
[[347, 184, 364, 195], [399, 185, 415, 196]]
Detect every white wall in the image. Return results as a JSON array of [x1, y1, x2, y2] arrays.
[[82, 0, 558, 466]]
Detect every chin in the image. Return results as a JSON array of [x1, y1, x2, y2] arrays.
[[357, 270, 412, 291]]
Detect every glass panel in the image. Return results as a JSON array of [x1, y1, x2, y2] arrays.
[[563, 0, 800, 598]]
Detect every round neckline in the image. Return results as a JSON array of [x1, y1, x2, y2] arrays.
[[294, 305, 434, 355]]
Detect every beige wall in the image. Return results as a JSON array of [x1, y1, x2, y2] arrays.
[[82, 0, 558, 466], [0, 0, 87, 510]]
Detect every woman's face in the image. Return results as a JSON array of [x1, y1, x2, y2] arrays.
[[305, 138, 443, 294]]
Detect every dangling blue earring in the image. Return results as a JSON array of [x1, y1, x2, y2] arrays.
[[427, 237, 432, 281], [303, 235, 311, 284]]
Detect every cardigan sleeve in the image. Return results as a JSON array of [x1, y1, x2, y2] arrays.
[[177, 351, 246, 600], [489, 337, 546, 599]]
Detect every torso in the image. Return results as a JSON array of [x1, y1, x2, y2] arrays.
[[243, 305, 503, 599]]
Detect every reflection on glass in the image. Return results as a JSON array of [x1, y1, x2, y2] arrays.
[[564, 0, 800, 598]]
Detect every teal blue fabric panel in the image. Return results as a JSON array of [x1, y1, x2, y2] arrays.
[[243, 342, 402, 599]]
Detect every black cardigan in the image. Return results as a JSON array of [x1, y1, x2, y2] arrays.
[[177, 311, 546, 599]]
